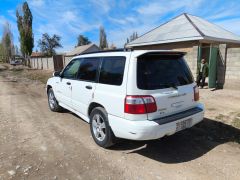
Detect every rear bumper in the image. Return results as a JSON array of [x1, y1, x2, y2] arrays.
[[109, 103, 204, 140]]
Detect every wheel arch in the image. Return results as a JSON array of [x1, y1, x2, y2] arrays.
[[88, 102, 105, 117], [47, 85, 52, 93]]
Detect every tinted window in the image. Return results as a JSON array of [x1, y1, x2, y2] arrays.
[[78, 58, 100, 82], [137, 55, 194, 90], [62, 59, 81, 79], [99, 57, 126, 86]]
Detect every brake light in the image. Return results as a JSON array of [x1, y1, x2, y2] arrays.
[[193, 86, 199, 101], [124, 95, 157, 114]]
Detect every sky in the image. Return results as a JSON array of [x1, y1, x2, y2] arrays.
[[1, 0, 240, 53]]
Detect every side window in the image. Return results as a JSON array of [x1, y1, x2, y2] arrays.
[[78, 58, 100, 82], [99, 57, 126, 86], [62, 59, 82, 79]]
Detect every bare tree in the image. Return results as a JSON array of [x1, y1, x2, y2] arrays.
[[77, 35, 91, 46], [15, 45, 20, 56], [16, 1, 34, 66], [0, 42, 3, 62], [1, 22, 14, 63], [38, 33, 62, 56], [124, 32, 138, 48], [109, 43, 116, 49]]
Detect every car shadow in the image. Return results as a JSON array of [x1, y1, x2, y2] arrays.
[[110, 118, 240, 164]]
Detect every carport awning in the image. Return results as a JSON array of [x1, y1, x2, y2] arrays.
[[126, 13, 240, 47]]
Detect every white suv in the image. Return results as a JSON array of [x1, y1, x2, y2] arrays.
[[46, 50, 204, 148]]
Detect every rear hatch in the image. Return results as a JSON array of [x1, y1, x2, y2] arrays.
[[137, 52, 197, 120]]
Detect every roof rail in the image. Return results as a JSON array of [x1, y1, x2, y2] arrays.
[[77, 48, 132, 56]]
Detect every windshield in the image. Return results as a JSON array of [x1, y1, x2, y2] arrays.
[[137, 54, 194, 90]]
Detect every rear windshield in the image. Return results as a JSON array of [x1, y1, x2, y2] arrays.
[[137, 54, 194, 90]]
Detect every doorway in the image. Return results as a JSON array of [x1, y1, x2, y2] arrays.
[[198, 44, 218, 88]]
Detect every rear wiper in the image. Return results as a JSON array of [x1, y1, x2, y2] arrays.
[[160, 83, 178, 89]]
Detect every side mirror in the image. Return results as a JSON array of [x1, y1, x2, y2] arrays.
[[53, 71, 61, 77]]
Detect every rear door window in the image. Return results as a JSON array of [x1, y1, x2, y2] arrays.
[[99, 57, 126, 86], [137, 54, 194, 90], [78, 58, 100, 82]]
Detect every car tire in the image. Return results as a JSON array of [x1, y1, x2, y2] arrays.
[[47, 88, 63, 112], [90, 107, 116, 148]]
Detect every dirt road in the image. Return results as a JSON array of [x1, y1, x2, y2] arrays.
[[0, 68, 240, 180]]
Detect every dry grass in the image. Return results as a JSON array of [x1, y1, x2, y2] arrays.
[[215, 114, 227, 121], [0, 64, 53, 84], [21, 69, 52, 84], [233, 114, 240, 129], [215, 113, 240, 132]]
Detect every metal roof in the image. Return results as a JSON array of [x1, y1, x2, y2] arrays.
[[66, 43, 99, 56], [126, 13, 240, 47]]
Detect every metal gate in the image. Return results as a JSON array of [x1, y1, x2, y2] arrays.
[[53, 55, 64, 71], [208, 45, 218, 88]]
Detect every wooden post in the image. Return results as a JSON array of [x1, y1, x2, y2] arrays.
[[47, 57, 49, 69], [37, 58, 38, 69]]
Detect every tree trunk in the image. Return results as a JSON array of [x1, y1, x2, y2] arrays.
[[27, 55, 31, 68], [23, 54, 27, 66]]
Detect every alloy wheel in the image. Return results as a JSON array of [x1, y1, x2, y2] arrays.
[[92, 114, 106, 141]]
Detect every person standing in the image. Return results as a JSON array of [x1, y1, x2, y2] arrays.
[[197, 59, 209, 88]]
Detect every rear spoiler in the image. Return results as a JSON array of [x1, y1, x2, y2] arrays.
[[137, 51, 186, 59], [138, 51, 186, 57]]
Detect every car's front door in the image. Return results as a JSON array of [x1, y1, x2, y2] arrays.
[[55, 59, 81, 108], [71, 57, 101, 117]]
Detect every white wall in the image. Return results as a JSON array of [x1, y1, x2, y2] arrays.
[[30, 57, 54, 70]]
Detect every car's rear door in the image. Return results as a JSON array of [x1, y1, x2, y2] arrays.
[[71, 57, 101, 117], [94, 56, 127, 118]]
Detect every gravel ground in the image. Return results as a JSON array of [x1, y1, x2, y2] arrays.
[[0, 66, 240, 180]]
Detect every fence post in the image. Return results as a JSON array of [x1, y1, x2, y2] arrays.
[[37, 58, 39, 69], [41, 57, 43, 69], [47, 57, 49, 69]]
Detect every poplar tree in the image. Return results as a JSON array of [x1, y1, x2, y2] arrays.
[[99, 26, 108, 50], [16, 1, 34, 66]]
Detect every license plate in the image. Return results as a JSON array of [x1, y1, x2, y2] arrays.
[[176, 118, 192, 132]]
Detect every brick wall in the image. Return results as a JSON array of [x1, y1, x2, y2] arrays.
[[183, 46, 198, 78], [177, 46, 240, 87], [224, 48, 240, 89], [225, 48, 240, 80]]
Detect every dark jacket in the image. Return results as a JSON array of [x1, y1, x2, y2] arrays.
[[197, 62, 209, 77]]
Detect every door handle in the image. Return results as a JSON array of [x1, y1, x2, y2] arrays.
[[66, 82, 71, 85], [85, 85, 92, 90]]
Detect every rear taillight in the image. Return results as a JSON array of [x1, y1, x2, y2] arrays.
[[193, 86, 199, 101], [124, 95, 157, 114]]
